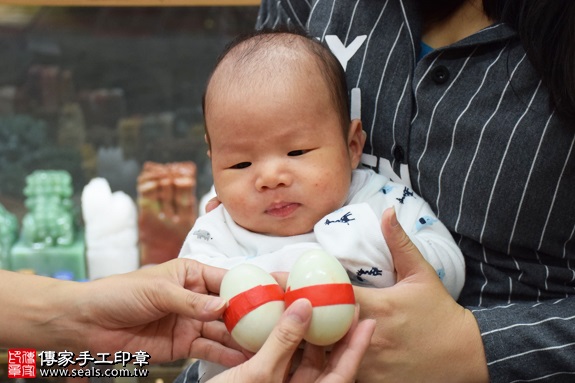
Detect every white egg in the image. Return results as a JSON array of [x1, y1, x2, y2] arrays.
[[286, 249, 355, 346], [220, 263, 285, 352]]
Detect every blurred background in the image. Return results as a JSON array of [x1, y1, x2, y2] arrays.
[[0, 5, 260, 380], [0, 4, 259, 216]]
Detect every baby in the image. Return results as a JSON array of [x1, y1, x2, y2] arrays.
[[179, 28, 465, 381]]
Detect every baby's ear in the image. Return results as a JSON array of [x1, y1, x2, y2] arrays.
[[348, 119, 366, 168]]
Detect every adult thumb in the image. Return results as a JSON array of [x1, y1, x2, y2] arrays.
[[381, 207, 436, 281], [160, 282, 227, 321]]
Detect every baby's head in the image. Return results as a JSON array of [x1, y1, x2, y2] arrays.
[[203, 29, 365, 236]]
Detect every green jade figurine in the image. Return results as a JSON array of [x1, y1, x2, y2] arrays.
[[10, 170, 86, 280], [0, 203, 18, 270]]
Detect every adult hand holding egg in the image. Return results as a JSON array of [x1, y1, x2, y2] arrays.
[[208, 298, 375, 383], [217, 249, 373, 382]]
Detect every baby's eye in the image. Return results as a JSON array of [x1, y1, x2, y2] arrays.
[[288, 149, 308, 156], [230, 162, 251, 169]]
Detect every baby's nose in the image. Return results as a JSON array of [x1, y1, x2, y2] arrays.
[[255, 161, 291, 191]]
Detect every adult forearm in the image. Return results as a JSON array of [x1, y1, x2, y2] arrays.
[[0, 270, 85, 351]]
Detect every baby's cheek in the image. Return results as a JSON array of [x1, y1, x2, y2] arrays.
[[315, 173, 349, 207], [224, 194, 253, 221]]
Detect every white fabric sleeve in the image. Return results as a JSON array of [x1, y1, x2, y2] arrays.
[[177, 206, 246, 269], [329, 175, 465, 298], [314, 203, 395, 287], [391, 185, 465, 299]]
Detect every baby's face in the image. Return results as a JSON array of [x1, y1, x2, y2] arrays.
[[205, 70, 363, 236]]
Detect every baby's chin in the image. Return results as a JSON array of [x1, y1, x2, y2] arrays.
[[243, 221, 315, 237]]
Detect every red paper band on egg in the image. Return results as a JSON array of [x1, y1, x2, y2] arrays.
[[284, 283, 355, 308], [223, 284, 285, 332]]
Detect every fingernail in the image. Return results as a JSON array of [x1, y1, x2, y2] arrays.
[[285, 299, 312, 324], [204, 297, 227, 312], [390, 207, 400, 227]]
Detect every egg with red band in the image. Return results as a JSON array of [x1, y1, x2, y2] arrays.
[[220, 263, 285, 352], [285, 249, 355, 346]]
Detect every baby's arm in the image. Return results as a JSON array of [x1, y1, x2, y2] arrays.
[[315, 188, 464, 298], [394, 193, 465, 298]]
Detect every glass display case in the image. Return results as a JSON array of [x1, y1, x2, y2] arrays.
[[0, 4, 260, 277], [0, 3, 260, 382]]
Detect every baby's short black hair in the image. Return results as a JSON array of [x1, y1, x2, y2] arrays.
[[202, 26, 351, 136]]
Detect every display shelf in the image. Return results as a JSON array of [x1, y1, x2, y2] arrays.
[[0, 5, 258, 276]]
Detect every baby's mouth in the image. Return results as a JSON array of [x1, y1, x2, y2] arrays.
[[265, 202, 301, 218]]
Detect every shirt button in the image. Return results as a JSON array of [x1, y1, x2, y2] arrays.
[[432, 65, 450, 84], [393, 145, 404, 162]]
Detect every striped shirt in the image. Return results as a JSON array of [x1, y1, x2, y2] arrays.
[[257, 1, 575, 382]]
